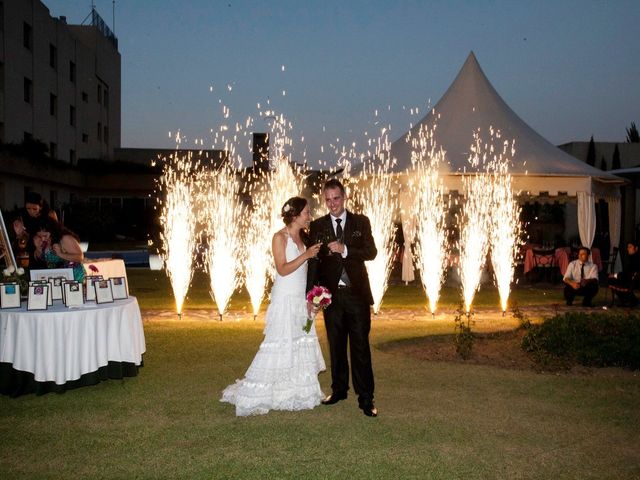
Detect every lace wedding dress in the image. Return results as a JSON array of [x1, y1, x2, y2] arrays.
[[221, 235, 325, 416]]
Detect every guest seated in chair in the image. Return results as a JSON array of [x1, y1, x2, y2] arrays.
[[563, 246, 598, 307], [32, 218, 85, 282], [608, 241, 640, 307]]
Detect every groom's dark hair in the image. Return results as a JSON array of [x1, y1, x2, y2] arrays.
[[323, 178, 345, 195]]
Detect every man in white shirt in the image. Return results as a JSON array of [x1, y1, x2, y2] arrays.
[[563, 246, 599, 307]]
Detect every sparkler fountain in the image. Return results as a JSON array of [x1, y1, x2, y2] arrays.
[[157, 153, 198, 317], [407, 124, 450, 316], [200, 164, 245, 320]]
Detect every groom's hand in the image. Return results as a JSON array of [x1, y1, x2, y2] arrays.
[[327, 240, 345, 255]]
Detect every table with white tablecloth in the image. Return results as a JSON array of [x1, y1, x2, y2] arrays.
[[0, 297, 145, 396]]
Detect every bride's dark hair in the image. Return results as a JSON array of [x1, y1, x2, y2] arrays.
[[281, 196, 311, 245]]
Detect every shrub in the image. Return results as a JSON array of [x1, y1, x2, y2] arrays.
[[522, 312, 640, 370]]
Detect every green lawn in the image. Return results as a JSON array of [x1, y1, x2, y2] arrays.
[[1, 271, 638, 479]]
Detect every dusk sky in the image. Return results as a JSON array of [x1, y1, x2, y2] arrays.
[[47, 0, 639, 167]]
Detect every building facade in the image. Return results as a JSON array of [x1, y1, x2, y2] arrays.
[[0, 0, 121, 163]]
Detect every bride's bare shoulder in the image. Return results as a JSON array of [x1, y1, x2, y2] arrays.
[[272, 228, 288, 243]]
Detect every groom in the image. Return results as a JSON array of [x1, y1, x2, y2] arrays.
[[307, 179, 378, 417]]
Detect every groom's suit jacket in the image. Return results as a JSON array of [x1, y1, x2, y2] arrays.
[[307, 211, 377, 305]]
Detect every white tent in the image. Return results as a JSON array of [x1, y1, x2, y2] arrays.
[[391, 52, 625, 281]]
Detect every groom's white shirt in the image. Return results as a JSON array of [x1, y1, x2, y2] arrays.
[[330, 211, 348, 259]]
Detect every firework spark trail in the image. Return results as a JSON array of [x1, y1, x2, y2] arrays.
[[340, 128, 398, 314], [200, 164, 245, 319], [242, 182, 272, 318], [484, 131, 522, 312], [408, 123, 449, 314], [158, 153, 198, 315]]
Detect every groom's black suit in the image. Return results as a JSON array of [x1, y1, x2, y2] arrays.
[[307, 211, 377, 406]]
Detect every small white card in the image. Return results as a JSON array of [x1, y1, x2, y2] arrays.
[[27, 284, 49, 310], [30, 268, 74, 282], [110, 277, 128, 300], [48, 277, 64, 301], [0, 283, 21, 309], [63, 281, 84, 307], [84, 275, 103, 302], [95, 279, 114, 304], [30, 280, 52, 305]]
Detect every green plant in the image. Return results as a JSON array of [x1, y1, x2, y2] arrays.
[[453, 305, 475, 359], [522, 312, 640, 370]]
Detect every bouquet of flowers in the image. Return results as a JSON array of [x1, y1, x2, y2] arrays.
[[2, 265, 28, 296], [304, 285, 332, 333]]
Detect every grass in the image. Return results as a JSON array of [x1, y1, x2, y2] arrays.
[[1, 271, 639, 479]]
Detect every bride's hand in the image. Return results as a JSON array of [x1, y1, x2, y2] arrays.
[[305, 242, 321, 259]]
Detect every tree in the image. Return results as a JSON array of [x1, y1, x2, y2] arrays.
[[586, 135, 596, 166], [627, 122, 639, 143], [600, 156, 607, 171], [612, 144, 621, 170]]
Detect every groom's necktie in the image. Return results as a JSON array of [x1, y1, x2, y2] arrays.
[[335, 218, 351, 287], [580, 263, 585, 281]]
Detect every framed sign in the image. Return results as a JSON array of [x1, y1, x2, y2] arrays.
[[0, 282, 21, 309], [30, 280, 52, 305], [95, 279, 114, 304], [0, 210, 17, 271], [110, 277, 128, 300], [30, 268, 74, 282], [63, 281, 84, 308], [27, 284, 49, 310], [49, 276, 65, 301]]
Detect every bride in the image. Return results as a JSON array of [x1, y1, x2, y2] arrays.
[[221, 197, 324, 416]]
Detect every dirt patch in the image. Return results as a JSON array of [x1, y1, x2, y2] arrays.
[[378, 329, 638, 377]]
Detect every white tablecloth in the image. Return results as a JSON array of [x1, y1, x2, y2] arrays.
[[83, 259, 128, 294], [0, 297, 145, 385]]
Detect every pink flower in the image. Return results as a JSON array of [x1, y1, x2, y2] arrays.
[[89, 264, 99, 273], [303, 286, 332, 333]]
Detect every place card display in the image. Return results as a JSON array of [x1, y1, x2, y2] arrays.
[[63, 281, 84, 308], [95, 280, 114, 304], [27, 284, 49, 310], [85, 275, 103, 302], [0, 282, 21, 309], [110, 277, 128, 300], [48, 277, 65, 301]]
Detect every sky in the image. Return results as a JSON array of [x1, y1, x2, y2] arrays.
[[46, 0, 640, 167]]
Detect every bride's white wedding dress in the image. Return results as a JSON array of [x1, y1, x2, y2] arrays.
[[221, 235, 325, 416]]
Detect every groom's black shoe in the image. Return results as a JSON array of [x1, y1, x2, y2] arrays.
[[359, 401, 378, 417], [321, 392, 347, 405]]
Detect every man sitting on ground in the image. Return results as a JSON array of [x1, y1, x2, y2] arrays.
[[563, 246, 599, 307], [608, 241, 640, 307]]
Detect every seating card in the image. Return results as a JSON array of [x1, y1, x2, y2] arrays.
[[30, 280, 52, 305], [85, 275, 103, 302], [95, 279, 114, 304], [63, 281, 84, 308], [110, 277, 128, 300], [27, 284, 49, 310], [48, 277, 65, 301], [0, 282, 21, 309]]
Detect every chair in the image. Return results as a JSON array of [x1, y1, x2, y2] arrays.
[[608, 270, 640, 307], [602, 247, 619, 279], [530, 248, 557, 283]]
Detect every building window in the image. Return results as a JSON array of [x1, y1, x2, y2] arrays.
[[23, 22, 32, 50], [69, 149, 76, 164], [104, 125, 109, 144], [97, 85, 102, 104], [49, 142, 57, 159], [82, 133, 88, 143], [82, 91, 88, 102], [23, 77, 32, 103], [69, 61, 76, 83], [97, 122, 102, 141], [49, 93, 57, 116], [69, 105, 76, 126], [103, 88, 109, 107], [49, 44, 57, 69]]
